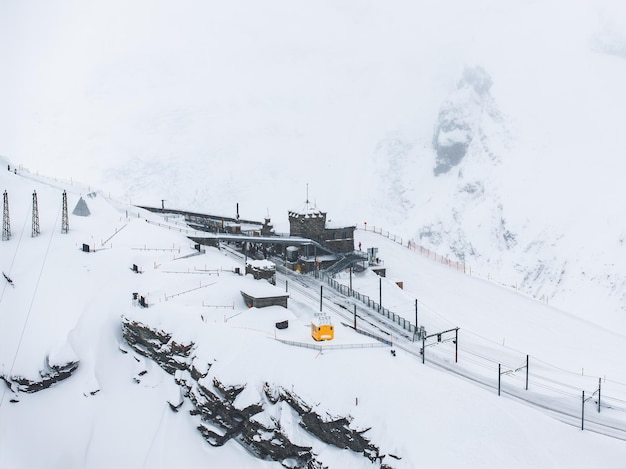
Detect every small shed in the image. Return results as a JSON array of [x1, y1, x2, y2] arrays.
[[240, 278, 289, 308], [245, 259, 276, 284]]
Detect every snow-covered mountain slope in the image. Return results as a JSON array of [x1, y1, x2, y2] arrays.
[[2, 1, 626, 342], [1, 163, 626, 468]]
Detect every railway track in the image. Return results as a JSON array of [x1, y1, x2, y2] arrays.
[[219, 242, 626, 442]]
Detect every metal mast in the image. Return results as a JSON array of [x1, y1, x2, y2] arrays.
[[61, 190, 69, 234], [2, 190, 10, 241], [32, 190, 40, 237]]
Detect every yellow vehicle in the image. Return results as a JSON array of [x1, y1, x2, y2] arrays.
[[311, 315, 334, 341]]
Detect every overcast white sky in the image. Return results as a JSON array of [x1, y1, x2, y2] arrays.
[[1, 0, 625, 221], [1, 1, 608, 171]]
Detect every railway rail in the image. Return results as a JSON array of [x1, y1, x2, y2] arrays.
[[219, 242, 626, 442]]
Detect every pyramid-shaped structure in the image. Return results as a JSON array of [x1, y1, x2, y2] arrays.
[[72, 197, 91, 217]]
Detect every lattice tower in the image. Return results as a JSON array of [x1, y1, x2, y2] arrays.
[[32, 190, 40, 237], [2, 190, 10, 241], [61, 190, 69, 234]]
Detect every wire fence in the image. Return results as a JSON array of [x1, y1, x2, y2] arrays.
[[357, 224, 533, 300]]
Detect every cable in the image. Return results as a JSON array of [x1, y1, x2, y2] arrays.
[[528, 354, 604, 382], [0, 203, 61, 408], [0, 204, 30, 304]]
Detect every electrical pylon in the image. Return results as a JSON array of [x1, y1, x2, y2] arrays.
[[61, 190, 69, 234], [2, 191, 10, 241], [32, 190, 40, 237]]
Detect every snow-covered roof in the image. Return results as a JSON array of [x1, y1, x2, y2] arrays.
[[288, 200, 325, 218], [300, 254, 338, 262], [240, 275, 288, 299], [246, 259, 276, 271]]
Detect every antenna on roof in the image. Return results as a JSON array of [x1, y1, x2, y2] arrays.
[[305, 183, 310, 211]]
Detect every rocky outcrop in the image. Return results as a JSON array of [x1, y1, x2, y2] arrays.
[[188, 378, 318, 467], [432, 65, 499, 175], [1, 356, 79, 394], [122, 316, 394, 468], [121, 318, 193, 374], [264, 384, 383, 463]]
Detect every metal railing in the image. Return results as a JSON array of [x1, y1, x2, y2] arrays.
[[274, 338, 389, 351], [324, 276, 417, 336]]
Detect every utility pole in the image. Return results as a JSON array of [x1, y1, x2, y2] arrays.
[[353, 304, 357, 330], [598, 377, 601, 413], [582, 391, 585, 430], [314, 245, 318, 279], [2, 191, 10, 241], [349, 265, 352, 295], [421, 328, 458, 365], [61, 190, 69, 234], [526, 355, 529, 391], [319, 285, 323, 312], [379, 276, 382, 311], [32, 190, 40, 237]]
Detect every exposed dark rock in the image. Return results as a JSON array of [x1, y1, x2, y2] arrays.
[[237, 419, 317, 468], [122, 318, 394, 468], [264, 383, 311, 415], [190, 359, 210, 381], [168, 402, 182, 412], [265, 384, 383, 463], [213, 377, 245, 402], [190, 379, 320, 467], [432, 65, 495, 175], [300, 413, 376, 458], [168, 387, 185, 412], [1, 357, 79, 394], [122, 317, 193, 375]]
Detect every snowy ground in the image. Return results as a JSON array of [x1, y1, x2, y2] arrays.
[[3, 0, 626, 357], [1, 167, 625, 468]]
